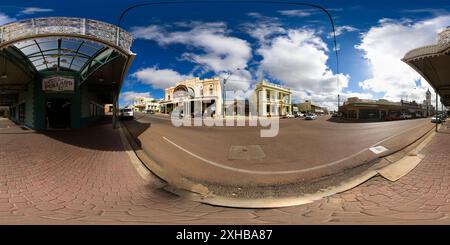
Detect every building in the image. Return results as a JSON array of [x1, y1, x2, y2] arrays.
[[421, 89, 435, 117], [132, 97, 162, 112], [0, 17, 134, 129], [339, 97, 425, 120], [104, 104, 113, 114], [296, 100, 328, 115], [252, 80, 292, 116], [161, 77, 223, 117]]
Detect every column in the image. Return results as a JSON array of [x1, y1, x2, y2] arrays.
[[436, 90, 438, 132], [260, 88, 266, 116], [356, 109, 359, 120], [112, 91, 118, 129]]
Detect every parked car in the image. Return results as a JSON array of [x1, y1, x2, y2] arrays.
[[384, 114, 400, 121], [285, 113, 295, 118], [304, 113, 317, 120], [400, 113, 412, 119], [294, 112, 304, 118], [145, 109, 155, 114], [119, 108, 134, 119], [431, 116, 442, 123], [331, 113, 338, 118]]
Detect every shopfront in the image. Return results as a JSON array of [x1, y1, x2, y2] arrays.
[[0, 17, 135, 130]]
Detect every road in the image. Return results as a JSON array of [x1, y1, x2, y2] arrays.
[[1, 117, 450, 224], [123, 113, 433, 186]]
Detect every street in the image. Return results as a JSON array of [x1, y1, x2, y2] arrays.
[[123, 113, 434, 187]]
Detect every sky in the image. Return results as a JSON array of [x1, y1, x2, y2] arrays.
[[1, 0, 449, 110]]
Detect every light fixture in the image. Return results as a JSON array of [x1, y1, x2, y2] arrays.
[[98, 78, 105, 82], [1, 74, 6, 79]]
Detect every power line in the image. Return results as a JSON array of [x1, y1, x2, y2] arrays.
[[118, 1, 340, 107]]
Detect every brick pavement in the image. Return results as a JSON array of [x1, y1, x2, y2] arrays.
[[1, 118, 450, 224]]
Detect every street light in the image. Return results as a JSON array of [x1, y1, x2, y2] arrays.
[[222, 68, 240, 118]]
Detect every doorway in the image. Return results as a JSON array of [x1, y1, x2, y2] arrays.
[[46, 98, 71, 129]]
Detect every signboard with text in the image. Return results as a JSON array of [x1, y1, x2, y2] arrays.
[[42, 76, 75, 92]]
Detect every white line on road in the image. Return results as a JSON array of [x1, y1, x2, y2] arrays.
[[162, 121, 431, 175]]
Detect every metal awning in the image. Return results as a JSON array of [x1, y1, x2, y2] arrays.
[[403, 28, 450, 106], [0, 17, 135, 105]]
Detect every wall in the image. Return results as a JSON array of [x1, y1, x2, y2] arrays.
[[80, 83, 106, 127], [11, 82, 34, 127]]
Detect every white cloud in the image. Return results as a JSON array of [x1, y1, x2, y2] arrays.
[[329, 25, 359, 37], [0, 13, 15, 25], [243, 12, 286, 44], [356, 15, 450, 102], [133, 67, 192, 89], [120, 91, 152, 105], [278, 9, 314, 17], [132, 22, 252, 73], [19, 7, 54, 15], [257, 28, 349, 110]]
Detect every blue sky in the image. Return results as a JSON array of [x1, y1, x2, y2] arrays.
[[1, 0, 449, 109]]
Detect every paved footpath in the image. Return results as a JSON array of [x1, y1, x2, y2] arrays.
[[1, 119, 450, 224]]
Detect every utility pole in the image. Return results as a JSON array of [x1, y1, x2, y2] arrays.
[[222, 68, 240, 119]]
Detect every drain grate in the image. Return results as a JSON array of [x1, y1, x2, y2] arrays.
[[228, 145, 266, 160]]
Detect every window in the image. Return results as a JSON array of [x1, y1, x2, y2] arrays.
[[209, 88, 213, 95]]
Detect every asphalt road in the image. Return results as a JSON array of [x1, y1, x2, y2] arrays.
[[124, 113, 432, 186]]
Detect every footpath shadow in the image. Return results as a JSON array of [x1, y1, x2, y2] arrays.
[[41, 116, 127, 151]]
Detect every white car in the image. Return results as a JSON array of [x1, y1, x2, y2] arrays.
[[431, 116, 442, 123], [119, 108, 134, 119], [304, 114, 317, 120], [285, 113, 295, 118], [400, 113, 412, 119]]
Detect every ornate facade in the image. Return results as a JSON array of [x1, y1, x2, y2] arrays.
[[161, 77, 223, 117]]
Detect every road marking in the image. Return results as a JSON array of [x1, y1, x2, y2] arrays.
[[162, 121, 431, 175]]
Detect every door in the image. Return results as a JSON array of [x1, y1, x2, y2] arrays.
[[46, 98, 71, 129]]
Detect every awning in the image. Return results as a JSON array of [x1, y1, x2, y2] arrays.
[[403, 28, 450, 106]]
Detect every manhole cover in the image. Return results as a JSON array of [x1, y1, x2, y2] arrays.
[[228, 145, 266, 160]]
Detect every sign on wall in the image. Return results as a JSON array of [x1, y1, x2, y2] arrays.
[[42, 76, 75, 92]]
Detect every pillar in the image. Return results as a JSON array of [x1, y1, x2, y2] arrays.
[[436, 90, 438, 132], [356, 109, 360, 120], [112, 91, 118, 129]]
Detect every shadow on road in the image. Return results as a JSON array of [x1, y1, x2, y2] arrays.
[[327, 117, 383, 123], [120, 114, 151, 148]]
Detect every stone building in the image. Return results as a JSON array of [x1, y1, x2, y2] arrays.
[[161, 77, 223, 117], [252, 80, 292, 117]]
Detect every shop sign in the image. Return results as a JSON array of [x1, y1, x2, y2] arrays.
[[42, 77, 75, 92]]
